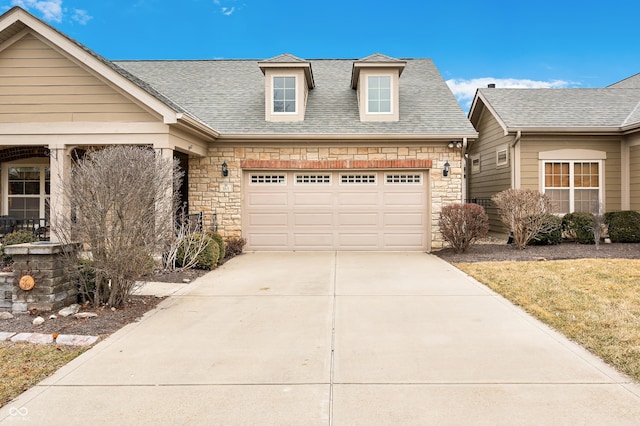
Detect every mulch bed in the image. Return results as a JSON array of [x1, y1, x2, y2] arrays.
[[434, 241, 640, 263], [0, 268, 210, 338]]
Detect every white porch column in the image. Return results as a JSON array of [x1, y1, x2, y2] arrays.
[[155, 147, 175, 237], [48, 144, 72, 242]]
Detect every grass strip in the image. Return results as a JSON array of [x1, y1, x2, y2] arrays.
[[455, 258, 640, 382], [0, 342, 85, 408]]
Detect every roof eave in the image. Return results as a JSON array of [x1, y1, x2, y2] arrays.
[[216, 132, 478, 142], [507, 126, 623, 136]]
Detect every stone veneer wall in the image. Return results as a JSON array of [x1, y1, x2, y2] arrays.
[[6, 243, 78, 313], [0, 273, 13, 312], [188, 143, 463, 250]]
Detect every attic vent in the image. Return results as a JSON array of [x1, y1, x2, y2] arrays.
[[487, 83, 496, 88]]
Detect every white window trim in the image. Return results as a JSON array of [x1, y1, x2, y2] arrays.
[[540, 159, 604, 214], [2, 161, 50, 219], [365, 75, 393, 115], [272, 75, 297, 115], [470, 154, 481, 174], [496, 145, 508, 168]]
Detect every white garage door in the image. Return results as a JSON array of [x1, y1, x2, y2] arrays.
[[243, 170, 429, 251]]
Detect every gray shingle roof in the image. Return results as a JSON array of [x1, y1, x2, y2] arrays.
[[608, 73, 640, 88], [477, 88, 640, 129], [114, 58, 476, 136]]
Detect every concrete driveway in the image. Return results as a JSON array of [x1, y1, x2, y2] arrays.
[[2, 252, 640, 425]]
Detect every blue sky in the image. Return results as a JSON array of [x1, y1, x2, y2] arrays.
[[3, 0, 640, 111]]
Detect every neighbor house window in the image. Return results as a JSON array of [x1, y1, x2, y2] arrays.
[[543, 161, 600, 214], [273, 76, 296, 113], [7, 166, 50, 219], [367, 76, 391, 113], [496, 148, 508, 167]]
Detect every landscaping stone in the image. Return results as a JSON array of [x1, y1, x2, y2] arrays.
[[32, 316, 45, 325], [0, 331, 16, 341], [59, 304, 80, 317], [74, 312, 98, 319], [11, 333, 54, 344], [0, 311, 14, 319], [56, 334, 100, 346]]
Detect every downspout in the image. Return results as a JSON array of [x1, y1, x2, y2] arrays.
[[461, 137, 468, 202], [511, 131, 521, 188]]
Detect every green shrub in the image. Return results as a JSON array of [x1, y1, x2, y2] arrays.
[[224, 236, 246, 260], [529, 214, 562, 245], [176, 233, 219, 270], [77, 259, 96, 304], [562, 212, 595, 244], [1, 230, 39, 263], [605, 211, 640, 243], [208, 232, 226, 264]]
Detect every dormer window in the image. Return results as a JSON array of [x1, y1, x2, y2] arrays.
[[351, 53, 405, 122], [367, 76, 391, 113], [259, 54, 314, 122], [273, 76, 296, 113]]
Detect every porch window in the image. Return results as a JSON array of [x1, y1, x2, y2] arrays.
[[7, 166, 50, 219], [543, 161, 600, 214]]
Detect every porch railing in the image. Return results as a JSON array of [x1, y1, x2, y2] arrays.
[[0, 216, 49, 241]]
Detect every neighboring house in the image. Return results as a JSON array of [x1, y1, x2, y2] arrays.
[[467, 79, 640, 233], [0, 7, 476, 251]]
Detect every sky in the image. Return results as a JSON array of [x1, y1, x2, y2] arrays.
[[3, 0, 640, 111]]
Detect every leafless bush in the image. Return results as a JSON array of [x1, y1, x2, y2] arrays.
[[589, 204, 606, 249], [54, 146, 182, 307], [439, 203, 489, 253], [491, 188, 554, 250], [163, 207, 211, 271]]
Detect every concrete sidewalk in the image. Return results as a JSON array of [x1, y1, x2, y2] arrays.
[[2, 252, 640, 425]]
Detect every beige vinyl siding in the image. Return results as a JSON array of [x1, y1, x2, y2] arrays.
[[0, 33, 156, 123], [467, 108, 513, 232], [631, 145, 640, 211], [519, 136, 622, 212]]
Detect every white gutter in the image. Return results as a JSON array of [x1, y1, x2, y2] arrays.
[[511, 131, 521, 188]]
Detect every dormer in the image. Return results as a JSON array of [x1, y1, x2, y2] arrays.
[[351, 53, 406, 122], [258, 54, 315, 122]]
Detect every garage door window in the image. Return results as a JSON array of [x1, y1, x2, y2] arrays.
[[340, 174, 376, 184], [386, 174, 422, 184], [250, 174, 286, 184], [296, 174, 331, 184]]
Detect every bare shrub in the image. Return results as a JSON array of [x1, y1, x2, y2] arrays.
[[491, 189, 554, 250], [439, 203, 489, 253], [223, 236, 246, 261], [163, 207, 212, 271], [54, 146, 182, 307]]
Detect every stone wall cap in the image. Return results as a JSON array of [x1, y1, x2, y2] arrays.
[[4, 242, 81, 255]]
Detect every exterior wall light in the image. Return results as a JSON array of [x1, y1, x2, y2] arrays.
[[222, 161, 229, 177], [443, 161, 450, 177], [448, 141, 455, 148]]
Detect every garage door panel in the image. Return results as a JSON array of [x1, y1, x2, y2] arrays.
[[249, 233, 289, 248], [248, 213, 289, 226], [294, 192, 333, 206], [247, 192, 288, 207], [338, 212, 379, 226], [383, 233, 425, 248], [338, 192, 378, 206], [338, 233, 379, 248], [244, 170, 429, 251], [383, 192, 424, 206], [384, 212, 424, 226], [295, 213, 333, 226], [294, 233, 334, 248]]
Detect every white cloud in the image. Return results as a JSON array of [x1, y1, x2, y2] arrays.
[[12, 0, 63, 22], [221, 6, 235, 15], [71, 9, 92, 25], [214, 0, 238, 16], [446, 77, 574, 111]]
